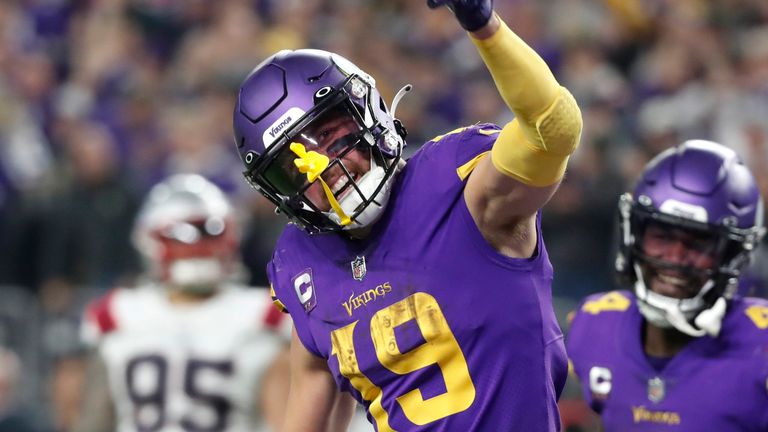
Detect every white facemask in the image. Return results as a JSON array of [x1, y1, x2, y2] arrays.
[[634, 263, 727, 337], [168, 258, 225, 293], [328, 157, 405, 231]]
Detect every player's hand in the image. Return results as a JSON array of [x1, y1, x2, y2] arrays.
[[426, 0, 494, 32]]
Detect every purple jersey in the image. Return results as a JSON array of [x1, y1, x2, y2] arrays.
[[268, 124, 567, 431], [567, 290, 768, 431]]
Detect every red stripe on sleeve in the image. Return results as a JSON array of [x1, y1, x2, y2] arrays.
[[87, 290, 118, 334], [263, 302, 286, 329]]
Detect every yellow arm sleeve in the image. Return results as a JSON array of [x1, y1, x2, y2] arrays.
[[471, 17, 583, 186]]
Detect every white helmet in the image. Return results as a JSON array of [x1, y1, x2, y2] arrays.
[[133, 174, 239, 293]]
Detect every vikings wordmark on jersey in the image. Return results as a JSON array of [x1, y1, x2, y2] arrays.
[[567, 290, 768, 431], [82, 285, 290, 432], [269, 125, 568, 432]]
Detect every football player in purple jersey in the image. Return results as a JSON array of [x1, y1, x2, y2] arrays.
[[232, 1, 583, 431], [567, 140, 768, 431]]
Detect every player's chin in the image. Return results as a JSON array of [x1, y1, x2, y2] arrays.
[[649, 277, 700, 299]]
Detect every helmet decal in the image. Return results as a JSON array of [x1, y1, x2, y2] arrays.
[[658, 199, 708, 223], [263, 107, 306, 149]]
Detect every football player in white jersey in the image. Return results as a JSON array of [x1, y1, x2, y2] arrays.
[[74, 174, 291, 432]]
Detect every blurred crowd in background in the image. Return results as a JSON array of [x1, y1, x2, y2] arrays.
[[0, 0, 767, 430]]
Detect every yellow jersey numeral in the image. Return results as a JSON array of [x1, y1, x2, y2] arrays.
[[745, 305, 768, 329], [581, 292, 631, 315], [330, 292, 475, 430]]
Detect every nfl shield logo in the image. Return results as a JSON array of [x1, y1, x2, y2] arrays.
[[647, 376, 665, 403], [351, 256, 366, 281]]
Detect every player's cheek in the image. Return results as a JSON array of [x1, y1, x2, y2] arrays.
[[305, 182, 331, 211], [350, 149, 371, 172], [692, 252, 717, 270]]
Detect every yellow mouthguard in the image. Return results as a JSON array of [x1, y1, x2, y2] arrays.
[[290, 143, 352, 226]]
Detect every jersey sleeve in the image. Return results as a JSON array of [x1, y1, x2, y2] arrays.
[[413, 123, 501, 180], [565, 298, 596, 408], [399, 123, 501, 220], [268, 284, 288, 314], [266, 246, 322, 357], [726, 298, 768, 366], [262, 287, 293, 342], [80, 289, 119, 347], [729, 297, 768, 340], [566, 290, 634, 411], [726, 297, 768, 428]]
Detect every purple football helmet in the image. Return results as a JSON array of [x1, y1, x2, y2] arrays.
[[616, 140, 765, 336], [233, 49, 408, 234]]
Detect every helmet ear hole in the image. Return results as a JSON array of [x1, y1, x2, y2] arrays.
[[314, 86, 333, 102], [244, 151, 257, 166]]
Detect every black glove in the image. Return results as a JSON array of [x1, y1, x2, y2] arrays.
[[426, 0, 494, 32]]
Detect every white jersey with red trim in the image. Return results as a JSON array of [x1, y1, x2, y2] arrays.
[[81, 284, 290, 432]]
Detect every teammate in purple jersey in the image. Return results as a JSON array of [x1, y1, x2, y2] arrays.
[[567, 140, 768, 431], [232, 1, 583, 431]]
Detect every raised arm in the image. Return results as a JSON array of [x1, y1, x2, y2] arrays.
[[280, 328, 352, 432], [431, 1, 583, 258]]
